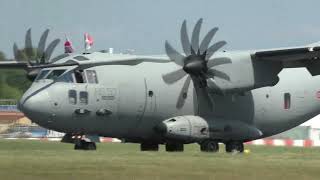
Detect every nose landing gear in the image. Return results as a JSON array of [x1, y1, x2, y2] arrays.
[[61, 134, 98, 150]]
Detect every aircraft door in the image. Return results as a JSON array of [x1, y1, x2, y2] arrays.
[[118, 79, 146, 136], [130, 78, 158, 137]]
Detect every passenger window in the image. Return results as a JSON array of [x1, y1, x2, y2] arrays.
[[35, 70, 50, 81], [79, 91, 88, 105], [284, 93, 291, 110], [69, 90, 77, 104], [46, 69, 66, 80], [86, 70, 98, 84], [74, 70, 87, 83]]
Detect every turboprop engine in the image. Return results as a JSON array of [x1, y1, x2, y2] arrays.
[[154, 116, 210, 142], [154, 115, 263, 143]]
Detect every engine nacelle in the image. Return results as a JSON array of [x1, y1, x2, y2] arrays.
[[154, 115, 263, 143], [207, 52, 282, 94], [154, 116, 209, 142]]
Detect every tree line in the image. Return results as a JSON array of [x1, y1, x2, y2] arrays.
[[0, 50, 32, 100]]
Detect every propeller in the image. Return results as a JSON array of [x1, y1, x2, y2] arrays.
[[162, 18, 232, 109], [13, 28, 61, 80]]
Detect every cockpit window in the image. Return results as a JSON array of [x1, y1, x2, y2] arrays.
[[46, 69, 66, 80], [86, 70, 98, 84], [59, 72, 74, 83], [74, 70, 87, 83], [35, 70, 50, 81]]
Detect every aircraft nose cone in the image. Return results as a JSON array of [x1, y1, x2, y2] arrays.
[[20, 90, 51, 125]]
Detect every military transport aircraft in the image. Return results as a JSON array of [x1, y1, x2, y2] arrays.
[[2, 19, 320, 153]]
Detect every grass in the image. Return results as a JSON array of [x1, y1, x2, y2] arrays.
[[0, 140, 319, 180]]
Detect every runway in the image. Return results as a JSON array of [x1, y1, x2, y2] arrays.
[[0, 139, 319, 180]]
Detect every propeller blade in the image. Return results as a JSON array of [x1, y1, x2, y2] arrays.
[[162, 68, 187, 84], [37, 29, 50, 63], [165, 41, 185, 66], [180, 20, 192, 56], [176, 76, 191, 109], [13, 43, 19, 61], [44, 39, 60, 62], [207, 69, 230, 81], [25, 28, 33, 60], [191, 18, 203, 54], [205, 41, 227, 60], [199, 27, 218, 54], [207, 79, 223, 95], [207, 57, 232, 68]]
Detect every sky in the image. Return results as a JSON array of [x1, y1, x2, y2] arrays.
[[1, 0, 320, 58]]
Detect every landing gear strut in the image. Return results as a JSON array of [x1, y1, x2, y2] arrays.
[[74, 140, 97, 150], [200, 140, 219, 152], [225, 141, 244, 153], [165, 142, 184, 152], [140, 142, 159, 151]]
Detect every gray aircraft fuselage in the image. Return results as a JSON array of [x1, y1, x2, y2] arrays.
[[18, 52, 320, 143]]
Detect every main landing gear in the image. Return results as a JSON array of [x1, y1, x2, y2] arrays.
[[199, 140, 244, 153], [200, 140, 219, 152], [140, 142, 159, 151], [74, 140, 97, 150], [225, 141, 244, 153], [139, 142, 184, 152], [138, 140, 244, 153], [165, 142, 184, 152]]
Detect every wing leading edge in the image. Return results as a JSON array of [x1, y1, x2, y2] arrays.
[[0, 61, 28, 69], [253, 44, 320, 75]]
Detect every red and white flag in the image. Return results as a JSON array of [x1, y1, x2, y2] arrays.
[[64, 37, 74, 53], [84, 32, 94, 50]]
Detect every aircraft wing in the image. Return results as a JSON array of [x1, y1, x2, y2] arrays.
[[254, 46, 320, 62], [253, 44, 320, 75], [0, 61, 28, 69], [77, 55, 170, 69]]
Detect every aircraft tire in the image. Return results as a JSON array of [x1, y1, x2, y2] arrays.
[[74, 140, 97, 150], [200, 140, 219, 152], [165, 142, 184, 152], [140, 143, 159, 151], [86, 142, 97, 150], [225, 141, 244, 153]]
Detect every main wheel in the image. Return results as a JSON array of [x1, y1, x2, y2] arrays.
[[86, 142, 97, 150], [140, 143, 159, 151], [225, 141, 244, 153], [165, 142, 184, 152], [200, 140, 219, 152], [74, 140, 97, 150]]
